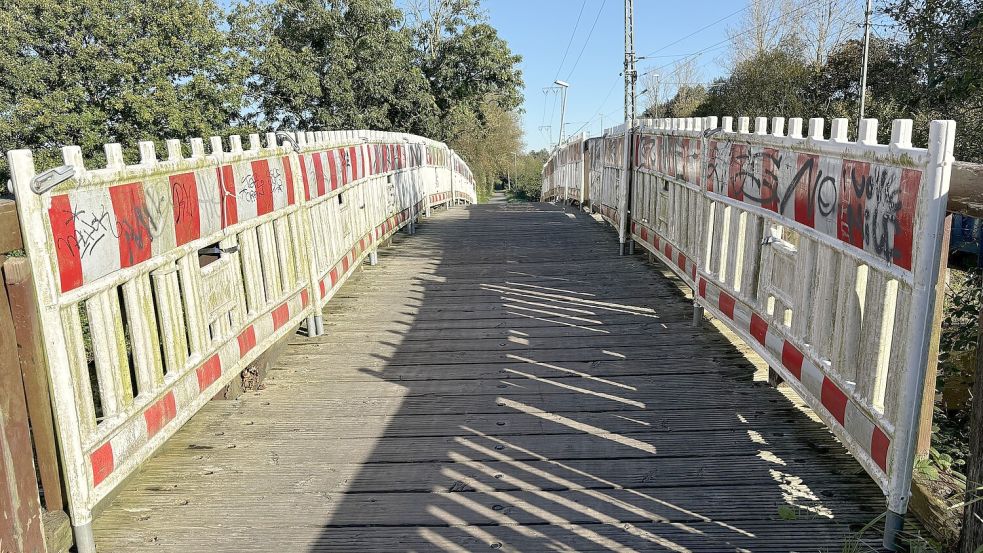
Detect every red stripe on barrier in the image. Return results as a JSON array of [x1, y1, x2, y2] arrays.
[[893, 168, 919, 270], [218, 165, 238, 227], [251, 159, 274, 216], [871, 426, 890, 472], [339, 149, 349, 187], [91, 442, 114, 487], [760, 148, 780, 212], [301, 288, 310, 308], [750, 313, 769, 345], [821, 377, 848, 425], [698, 278, 707, 298], [237, 325, 256, 357], [144, 391, 177, 437], [314, 153, 327, 196], [272, 303, 290, 330], [727, 144, 747, 201], [837, 160, 870, 250], [717, 292, 736, 319], [319, 280, 327, 298], [299, 155, 311, 201], [349, 147, 359, 181], [281, 156, 295, 205], [110, 182, 153, 269], [793, 153, 818, 227], [48, 194, 84, 292], [196, 354, 222, 391], [676, 252, 686, 272], [664, 243, 672, 259], [781, 341, 803, 380], [342, 256, 350, 272], [171, 172, 201, 246]]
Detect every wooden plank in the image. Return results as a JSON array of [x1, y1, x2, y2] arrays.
[[948, 160, 983, 217], [2, 257, 63, 512], [90, 201, 904, 552], [0, 200, 23, 254], [0, 254, 46, 552]]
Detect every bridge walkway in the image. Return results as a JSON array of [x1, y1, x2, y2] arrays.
[[93, 196, 891, 552]]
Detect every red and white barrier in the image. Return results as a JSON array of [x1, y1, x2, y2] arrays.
[[7, 128, 475, 552], [545, 114, 956, 545]]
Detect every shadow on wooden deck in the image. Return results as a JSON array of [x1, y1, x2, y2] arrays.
[[93, 198, 897, 552]]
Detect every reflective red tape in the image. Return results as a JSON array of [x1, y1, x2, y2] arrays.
[[144, 391, 177, 437], [91, 442, 114, 487]]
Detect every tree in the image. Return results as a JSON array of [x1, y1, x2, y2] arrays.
[[0, 0, 250, 193], [508, 148, 549, 201], [726, 0, 800, 66], [405, 0, 523, 138], [802, 0, 862, 66], [694, 42, 812, 120], [231, 0, 440, 135], [445, 98, 522, 200], [405, 0, 483, 59]]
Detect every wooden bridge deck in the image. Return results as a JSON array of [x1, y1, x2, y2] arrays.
[[94, 197, 893, 552]]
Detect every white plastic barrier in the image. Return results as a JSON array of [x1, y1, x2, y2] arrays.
[[541, 133, 586, 203], [545, 115, 956, 547], [7, 128, 474, 552]]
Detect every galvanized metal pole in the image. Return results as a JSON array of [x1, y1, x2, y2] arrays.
[[858, 0, 872, 129], [558, 85, 568, 149], [619, 0, 636, 255]]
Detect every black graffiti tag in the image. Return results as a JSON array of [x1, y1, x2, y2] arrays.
[[842, 165, 903, 263], [729, 150, 838, 220]]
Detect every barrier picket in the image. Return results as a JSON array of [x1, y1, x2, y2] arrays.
[[544, 114, 956, 548], [7, 128, 475, 552]]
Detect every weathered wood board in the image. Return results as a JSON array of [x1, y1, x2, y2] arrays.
[[93, 198, 910, 552]]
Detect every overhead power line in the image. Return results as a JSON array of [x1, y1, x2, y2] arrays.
[[554, 0, 588, 81], [564, 0, 608, 81], [644, 0, 829, 76], [637, 5, 749, 60]]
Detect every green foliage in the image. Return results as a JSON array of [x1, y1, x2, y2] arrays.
[[693, 41, 813, 120], [0, 0, 526, 202], [507, 148, 549, 201], [0, 0, 253, 193], [445, 99, 522, 200], [231, 0, 440, 135]]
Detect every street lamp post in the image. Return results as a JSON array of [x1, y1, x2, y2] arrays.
[[554, 80, 570, 148], [554, 80, 570, 205]]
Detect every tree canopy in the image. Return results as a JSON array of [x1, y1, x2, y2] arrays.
[[0, 0, 525, 199]]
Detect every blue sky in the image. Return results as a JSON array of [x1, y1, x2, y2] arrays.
[[484, 0, 743, 151]]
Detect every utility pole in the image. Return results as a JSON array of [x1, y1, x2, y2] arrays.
[[620, 0, 636, 256], [858, 0, 872, 128], [624, 0, 636, 127]]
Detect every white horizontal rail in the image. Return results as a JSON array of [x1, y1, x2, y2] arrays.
[[8, 128, 475, 552], [544, 115, 956, 535]]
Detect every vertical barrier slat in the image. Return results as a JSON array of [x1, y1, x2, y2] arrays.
[[789, 237, 817, 340], [85, 288, 132, 416], [61, 306, 97, 435], [832, 260, 866, 386], [178, 252, 208, 356], [273, 218, 293, 290], [239, 228, 265, 313], [855, 270, 892, 406], [151, 264, 189, 375], [810, 247, 842, 362], [122, 275, 165, 393]]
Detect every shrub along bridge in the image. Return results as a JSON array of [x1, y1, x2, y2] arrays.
[[0, 117, 973, 552]]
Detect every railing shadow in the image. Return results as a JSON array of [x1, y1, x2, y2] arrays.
[[307, 200, 890, 552]]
